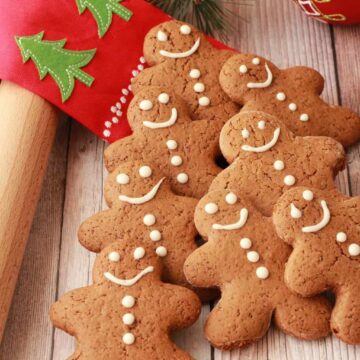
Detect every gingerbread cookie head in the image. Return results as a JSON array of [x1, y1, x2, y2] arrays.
[[143, 20, 212, 66]]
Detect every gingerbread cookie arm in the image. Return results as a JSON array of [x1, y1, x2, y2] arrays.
[[131, 64, 167, 95], [284, 66, 325, 94]]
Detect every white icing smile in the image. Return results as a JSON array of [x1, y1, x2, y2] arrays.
[[159, 38, 201, 59], [247, 63, 273, 89], [143, 108, 177, 129], [213, 208, 248, 230], [242, 128, 280, 153], [104, 266, 154, 286], [119, 177, 165, 205], [302, 200, 330, 233]]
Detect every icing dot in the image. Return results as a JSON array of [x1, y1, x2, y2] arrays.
[[240, 238, 252, 249], [157, 30, 168, 42], [122, 333, 135, 345], [156, 246, 167, 257], [205, 202, 218, 214], [116, 173, 130, 185], [239, 64, 248, 74], [258, 120, 266, 129], [166, 139, 178, 150], [300, 113, 309, 122], [133, 247, 145, 260], [150, 230, 162, 241], [276, 92, 286, 101], [290, 203, 302, 219], [256, 266, 269, 279], [273, 160, 285, 171], [289, 103, 297, 111], [252, 57, 260, 65], [139, 100, 153, 111], [189, 69, 201, 79], [122, 313, 135, 325], [225, 192, 237, 205], [302, 190, 314, 201], [336, 232, 347, 243], [247, 251, 260, 263], [348, 243, 360, 257], [198, 96, 210, 106], [194, 83, 205, 93], [177, 173, 189, 184], [180, 24, 192, 35], [284, 175, 296, 186], [108, 251, 120, 262], [158, 93, 170, 104], [241, 129, 250, 139], [139, 165, 152, 178], [143, 214, 156, 226], [122, 295, 135, 308], [171, 155, 183, 166]]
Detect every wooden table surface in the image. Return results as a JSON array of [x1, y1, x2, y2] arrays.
[[1, 0, 360, 359]]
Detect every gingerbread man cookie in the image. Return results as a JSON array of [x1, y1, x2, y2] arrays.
[[273, 187, 360, 344], [209, 111, 345, 216], [104, 87, 221, 198], [131, 20, 239, 124], [219, 53, 360, 146], [51, 241, 201, 359], [184, 189, 331, 349]]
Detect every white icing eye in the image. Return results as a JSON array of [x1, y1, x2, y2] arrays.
[[150, 230, 162, 241], [258, 120, 266, 129], [170, 155, 183, 166], [143, 214, 156, 226], [289, 103, 297, 111], [240, 237, 252, 249], [180, 24, 191, 35], [198, 96, 210, 106], [139, 99, 153, 111], [348, 243, 360, 256], [122, 333, 135, 345], [247, 251, 260, 263], [158, 93, 170, 104], [177, 173, 189, 184], [133, 247, 145, 260], [139, 165, 152, 178], [290, 203, 302, 219], [300, 113, 309, 122], [239, 64, 248, 74], [284, 175, 296, 186], [122, 295, 135, 308], [336, 232, 347, 243], [116, 173, 130, 185], [189, 69, 201, 79], [156, 246, 167, 257], [194, 83, 205, 93], [241, 128, 250, 139], [256, 266, 269, 279], [108, 251, 120, 262], [225, 192, 237, 205], [204, 202, 218, 214], [276, 92, 286, 101], [252, 57, 260, 65], [166, 139, 178, 150], [302, 190, 314, 201], [157, 30, 168, 42], [122, 313, 135, 325], [273, 160, 284, 171]]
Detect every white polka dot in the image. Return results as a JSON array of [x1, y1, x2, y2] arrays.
[[302, 190, 314, 201], [276, 92, 286, 101], [225, 192, 237, 205], [123, 333, 135, 345], [252, 57, 260, 65], [138, 64, 144, 71], [194, 83, 205, 93], [258, 120, 266, 129], [273, 160, 285, 171], [177, 173, 189, 184], [105, 121, 112, 128], [156, 246, 167, 257], [122, 88, 129, 95], [171, 155, 183, 166], [139, 100, 153, 111], [336, 232, 347, 243], [122, 313, 135, 325], [108, 251, 120, 262], [166, 139, 178, 150], [112, 117, 119, 124], [120, 96, 126, 103], [256, 266, 269, 279], [158, 93, 170, 104], [139, 165, 152, 178], [289, 103, 297, 111], [180, 24, 191, 35], [116, 110, 122, 117], [348, 243, 360, 256], [205, 203, 218, 214], [239, 64, 248, 74], [242, 129, 250, 139], [150, 230, 162, 241], [111, 106, 117, 113], [247, 251, 260, 263], [116, 173, 129, 184], [157, 30, 168, 42], [103, 130, 111, 138], [189, 69, 201, 79], [143, 214, 156, 226], [284, 175, 296, 186], [133, 247, 145, 260], [132, 70, 139, 77], [240, 238, 252, 249], [122, 295, 135, 308], [140, 57, 145, 64], [198, 96, 210, 106], [300, 113, 309, 122]]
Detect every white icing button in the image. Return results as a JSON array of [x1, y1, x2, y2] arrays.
[[180, 24, 192, 35], [336, 232, 347, 243], [205, 202, 218, 214], [302, 190, 314, 201], [166, 139, 178, 150], [171, 155, 183, 166], [198, 96, 210, 106], [157, 30, 168, 42], [189, 69, 201, 79], [139, 165, 152, 178], [290, 203, 302, 219], [122, 332, 135, 345], [258, 120, 266, 129], [284, 175, 296, 186], [133, 247, 145, 260], [247, 251, 260, 263], [156, 246, 167, 257], [177, 173, 189, 184], [122, 313, 135, 325], [158, 93, 170, 104], [289, 103, 297, 111], [276, 92, 286, 101], [241, 129, 250, 139], [225, 192, 237, 205], [150, 230, 162, 242], [348, 243, 360, 257], [108, 251, 120, 262], [143, 214, 156, 226], [273, 160, 285, 171], [256, 266, 269, 279], [239, 64, 248, 74], [194, 83, 205, 93], [116, 173, 130, 185], [252, 57, 260, 65], [139, 100, 153, 111], [122, 295, 135, 308], [300, 113, 309, 122], [240, 238, 252, 249]]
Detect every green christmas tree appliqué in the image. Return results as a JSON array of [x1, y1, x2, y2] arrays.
[[76, 0, 133, 38], [15, 32, 96, 102]]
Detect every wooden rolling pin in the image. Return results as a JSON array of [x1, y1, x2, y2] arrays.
[[0, 80, 59, 341]]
